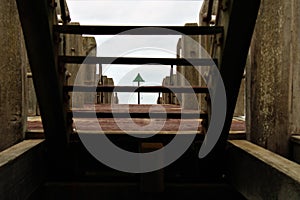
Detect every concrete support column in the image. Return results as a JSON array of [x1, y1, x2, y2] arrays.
[[102, 76, 108, 104], [162, 76, 170, 104], [113, 93, 119, 104], [27, 73, 38, 116], [82, 37, 97, 104], [0, 0, 27, 150], [234, 79, 245, 117], [107, 78, 114, 104], [199, 1, 212, 115], [65, 22, 84, 108], [181, 23, 201, 110], [171, 74, 177, 104], [176, 39, 183, 105], [247, 0, 300, 157], [289, 0, 300, 138]]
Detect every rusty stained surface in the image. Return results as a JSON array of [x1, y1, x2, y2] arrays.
[[27, 104, 245, 133]]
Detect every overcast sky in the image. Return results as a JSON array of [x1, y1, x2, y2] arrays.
[[67, 0, 204, 104]]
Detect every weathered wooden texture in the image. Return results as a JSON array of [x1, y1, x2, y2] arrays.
[[0, 140, 46, 200], [82, 37, 97, 104], [247, 0, 300, 157], [0, 0, 27, 151], [226, 140, 300, 199]]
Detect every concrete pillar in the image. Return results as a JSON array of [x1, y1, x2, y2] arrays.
[[176, 39, 183, 105], [162, 76, 171, 104], [96, 74, 103, 104], [247, 0, 300, 157], [171, 74, 177, 104], [113, 93, 119, 104], [65, 22, 84, 108], [234, 78, 245, 117], [199, 0, 227, 118], [0, 0, 27, 150], [181, 23, 201, 110], [82, 37, 97, 104], [102, 76, 108, 104], [107, 78, 114, 104], [26, 73, 38, 116]]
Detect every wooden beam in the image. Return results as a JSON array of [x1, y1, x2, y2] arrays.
[[69, 111, 208, 119], [53, 25, 224, 35], [15, 0, 68, 146], [211, 0, 261, 155], [226, 140, 300, 199], [64, 85, 209, 93], [59, 56, 218, 66], [0, 140, 46, 200]]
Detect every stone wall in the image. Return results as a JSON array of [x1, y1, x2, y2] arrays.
[[247, 0, 300, 157], [0, 0, 27, 150]]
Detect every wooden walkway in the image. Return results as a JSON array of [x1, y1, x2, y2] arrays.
[[27, 104, 245, 139]]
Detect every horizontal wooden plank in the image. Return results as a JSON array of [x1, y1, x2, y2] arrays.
[[69, 111, 208, 119], [226, 140, 300, 199], [0, 140, 46, 200], [53, 25, 224, 35], [59, 56, 218, 66], [64, 86, 209, 93]]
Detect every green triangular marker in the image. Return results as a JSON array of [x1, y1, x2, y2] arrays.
[[133, 73, 145, 82]]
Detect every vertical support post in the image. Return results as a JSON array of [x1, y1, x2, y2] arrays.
[[212, 0, 261, 155], [138, 81, 141, 105], [16, 0, 70, 176]]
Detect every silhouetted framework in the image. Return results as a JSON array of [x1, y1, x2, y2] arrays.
[[13, 0, 261, 195]]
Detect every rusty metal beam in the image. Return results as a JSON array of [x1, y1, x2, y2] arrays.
[[64, 85, 209, 94], [53, 25, 224, 35], [59, 56, 218, 66]]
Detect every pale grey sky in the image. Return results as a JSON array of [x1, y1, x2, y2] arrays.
[[67, 0, 203, 104]]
